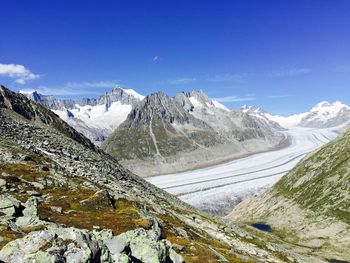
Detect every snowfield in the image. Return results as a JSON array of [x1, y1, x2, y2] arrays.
[[147, 126, 342, 216]]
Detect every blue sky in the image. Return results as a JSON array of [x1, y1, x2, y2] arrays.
[[1, 0, 350, 115]]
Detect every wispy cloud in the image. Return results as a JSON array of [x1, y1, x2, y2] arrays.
[[267, 94, 293, 99], [206, 73, 247, 82], [206, 68, 311, 83], [166, 78, 197, 85], [155, 77, 197, 86], [20, 80, 121, 97], [331, 65, 350, 73], [213, 95, 256, 103], [65, 81, 119, 89], [264, 68, 311, 77], [0, 63, 40, 84], [152, 56, 160, 62], [20, 86, 101, 96]]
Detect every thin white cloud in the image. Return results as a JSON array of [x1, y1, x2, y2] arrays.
[[65, 81, 119, 89], [267, 94, 293, 99], [152, 56, 160, 62], [167, 78, 197, 85], [331, 65, 350, 73], [20, 80, 121, 97], [154, 77, 197, 86], [20, 86, 101, 96], [213, 95, 256, 103], [207, 68, 311, 83], [265, 68, 311, 77], [0, 63, 40, 84], [207, 73, 247, 82]]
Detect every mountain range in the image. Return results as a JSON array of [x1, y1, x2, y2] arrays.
[[102, 91, 284, 176], [21, 87, 350, 177], [0, 84, 331, 262], [20, 87, 144, 144]]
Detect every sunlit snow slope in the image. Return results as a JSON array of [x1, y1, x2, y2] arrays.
[[147, 126, 341, 216]]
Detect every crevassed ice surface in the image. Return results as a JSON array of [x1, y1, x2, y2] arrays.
[[147, 127, 341, 215]]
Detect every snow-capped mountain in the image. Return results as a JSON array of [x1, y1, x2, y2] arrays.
[[298, 101, 350, 128], [20, 87, 145, 144], [241, 105, 285, 130], [242, 101, 350, 129], [103, 90, 284, 176]]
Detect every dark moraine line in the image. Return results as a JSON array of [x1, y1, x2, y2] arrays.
[[163, 151, 310, 190], [176, 171, 288, 197]]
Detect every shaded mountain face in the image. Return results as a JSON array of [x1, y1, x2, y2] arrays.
[[21, 87, 144, 144], [102, 91, 284, 176], [0, 85, 317, 262], [0, 86, 96, 150], [228, 127, 350, 261]]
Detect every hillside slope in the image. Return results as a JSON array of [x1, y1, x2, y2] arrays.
[[228, 127, 350, 261], [102, 91, 284, 176], [0, 85, 325, 262]]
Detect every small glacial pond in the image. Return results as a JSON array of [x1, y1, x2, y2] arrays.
[[251, 223, 272, 232]]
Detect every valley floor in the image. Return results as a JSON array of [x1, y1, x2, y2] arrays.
[[147, 127, 341, 216]]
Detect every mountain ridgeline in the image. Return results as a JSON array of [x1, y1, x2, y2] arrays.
[[22, 87, 144, 144]]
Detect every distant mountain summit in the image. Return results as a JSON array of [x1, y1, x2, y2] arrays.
[[242, 101, 350, 129], [102, 90, 284, 176], [241, 105, 285, 131], [299, 101, 350, 128], [20, 86, 144, 144]]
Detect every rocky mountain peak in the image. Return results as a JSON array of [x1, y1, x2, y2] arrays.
[[97, 86, 142, 108], [127, 91, 190, 126]]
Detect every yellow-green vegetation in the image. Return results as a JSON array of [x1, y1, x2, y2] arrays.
[[37, 190, 153, 234], [0, 224, 23, 250], [274, 128, 350, 224], [0, 163, 50, 182]]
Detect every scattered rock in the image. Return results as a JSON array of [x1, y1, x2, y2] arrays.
[[104, 236, 127, 254], [30, 181, 45, 190], [79, 189, 114, 211], [50, 206, 63, 214], [119, 228, 167, 263], [0, 194, 21, 217], [0, 178, 7, 190], [169, 248, 184, 263]]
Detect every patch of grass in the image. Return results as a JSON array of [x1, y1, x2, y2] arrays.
[[38, 186, 152, 235], [0, 163, 49, 182], [158, 211, 251, 263]]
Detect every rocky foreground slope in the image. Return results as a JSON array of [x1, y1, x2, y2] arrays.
[[228, 126, 350, 261], [102, 91, 284, 176], [0, 85, 328, 262]]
